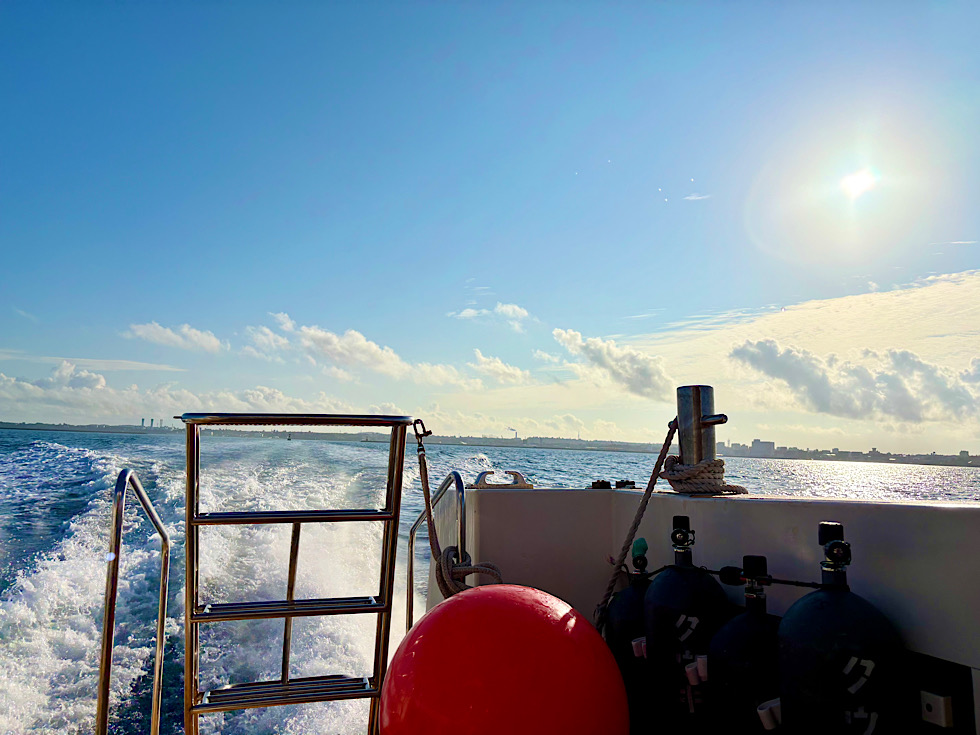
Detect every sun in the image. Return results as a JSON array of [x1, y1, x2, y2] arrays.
[[840, 168, 877, 200]]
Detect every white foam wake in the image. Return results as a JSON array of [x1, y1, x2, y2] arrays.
[[0, 436, 431, 734], [0, 443, 177, 734]]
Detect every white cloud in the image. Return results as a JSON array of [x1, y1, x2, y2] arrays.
[[548, 413, 586, 435], [683, 193, 711, 201], [271, 312, 296, 332], [591, 418, 637, 441], [125, 322, 226, 353], [0, 361, 352, 422], [553, 328, 673, 401], [298, 325, 407, 376], [636, 270, 980, 382], [494, 302, 528, 320], [295, 323, 479, 389], [241, 325, 290, 361], [13, 307, 38, 322], [532, 350, 560, 363], [323, 365, 355, 382], [469, 350, 533, 385], [451, 308, 488, 319], [495, 302, 530, 332], [240, 345, 284, 363], [731, 339, 979, 422], [0, 350, 183, 372], [448, 302, 532, 331], [413, 363, 483, 391], [622, 309, 666, 320], [247, 325, 289, 353], [368, 402, 405, 416], [962, 359, 980, 384], [32, 361, 107, 390]]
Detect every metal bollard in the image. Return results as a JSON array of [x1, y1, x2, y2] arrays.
[[675, 385, 728, 465]]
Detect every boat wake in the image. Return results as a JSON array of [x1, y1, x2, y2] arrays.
[[0, 436, 426, 735]]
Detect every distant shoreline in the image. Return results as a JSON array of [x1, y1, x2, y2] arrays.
[[0, 420, 663, 454], [1, 421, 978, 469], [0, 422, 178, 436]]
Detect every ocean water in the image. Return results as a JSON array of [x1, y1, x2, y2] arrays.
[[1, 428, 978, 734]]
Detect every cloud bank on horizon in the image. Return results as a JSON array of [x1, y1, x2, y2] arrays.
[[3, 270, 980, 451], [731, 339, 979, 423]]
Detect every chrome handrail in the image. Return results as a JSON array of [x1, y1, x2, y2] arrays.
[[97, 469, 171, 735], [406, 470, 466, 632], [177, 412, 412, 427]]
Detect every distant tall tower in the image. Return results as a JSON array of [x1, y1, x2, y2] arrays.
[[150, 418, 154, 428], [142, 418, 145, 427]]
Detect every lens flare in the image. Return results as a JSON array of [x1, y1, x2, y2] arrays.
[[840, 168, 877, 199]]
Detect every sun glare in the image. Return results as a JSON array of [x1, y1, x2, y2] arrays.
[[840, 168, 877, 200]]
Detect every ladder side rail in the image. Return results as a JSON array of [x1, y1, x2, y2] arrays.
[[367, 424, 409, 734], [97, 469, 172, 735], [405, 470, 466, 632], [185, 422, 201, 735], [281, 522, 302, 683]]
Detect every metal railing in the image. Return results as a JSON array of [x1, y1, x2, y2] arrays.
[[97, 469, 171, 735], [179, 412, 411, 735], [406, 470, 466, 632]]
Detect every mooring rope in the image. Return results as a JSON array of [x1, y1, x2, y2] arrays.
[[595, 420, 677, 626], [660, 455, 748, 495], [414, 420, 503, 598], [595, 418, 746, 626]]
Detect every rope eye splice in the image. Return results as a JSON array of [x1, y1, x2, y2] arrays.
[[413, 419, 503, 600]]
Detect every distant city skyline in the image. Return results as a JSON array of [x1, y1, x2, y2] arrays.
[[718, 438, 977, 465], [1, 3, 978, 454], [2, 419, 977, 467]]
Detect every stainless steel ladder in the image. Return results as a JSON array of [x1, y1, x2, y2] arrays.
[[180, 413, 411, 735]]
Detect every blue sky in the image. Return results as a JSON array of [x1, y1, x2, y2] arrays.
[[1, 2, 978, 453]]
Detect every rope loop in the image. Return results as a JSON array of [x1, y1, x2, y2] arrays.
[[436, 546, 503, 597], [660, 456, 747, 495], [415, 427, 503, 603]]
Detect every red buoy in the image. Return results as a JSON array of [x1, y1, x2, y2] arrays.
[[380, 584, 629, 734]]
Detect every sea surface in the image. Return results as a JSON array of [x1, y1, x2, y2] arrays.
[[1, 428, 978, 734]]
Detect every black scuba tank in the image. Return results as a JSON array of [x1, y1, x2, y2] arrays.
[[709, 555, 780, 732], [643, 515, 730, 729], [603, 538, 653, 734], [778, 521, 903, 734]]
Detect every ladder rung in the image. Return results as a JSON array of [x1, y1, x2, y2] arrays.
[[193, 675, 376, 714], [192, 595, 384, 622], [192, 509, 394, 525]]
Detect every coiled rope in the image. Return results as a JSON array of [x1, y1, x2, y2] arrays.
[[595, 418, 746, 627], [660, 455, 747, 495], [414, 420, 502, 598]]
